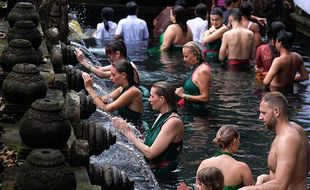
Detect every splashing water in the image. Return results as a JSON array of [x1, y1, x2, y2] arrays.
[[89, 109, 160, 190], [70, 41, 101, 66]]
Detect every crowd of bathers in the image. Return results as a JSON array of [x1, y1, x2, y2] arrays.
[[74, 0, 310, 189]]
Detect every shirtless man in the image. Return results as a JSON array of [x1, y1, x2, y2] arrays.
[[263, 30, 309, 93], [240, 92, 310, 190], [219, 8, 255, 67]]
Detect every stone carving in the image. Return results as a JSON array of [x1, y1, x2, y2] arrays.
[[15, 149, 76, 190], [19, 98, 72, 148]]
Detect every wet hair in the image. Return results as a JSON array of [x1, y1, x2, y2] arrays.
[[240, 1, 254, 19], [105, 40, 127, 58], [213, 125, 240, 149], [210, 7, 223, 18], [112, 59, 136, 86], [261, 92, 288, 116], [229, 8, 242, 22], [183, 41, 203, 63], [197, 167, 224, 190], [126, 1, 138, 15], [152, 82, 176, 110], [172, 5, 188, 35], [269, 21, 286, 41], [276, 30, 293, 50], [101, 7, 114, 32], [195, 3, 208, 19]]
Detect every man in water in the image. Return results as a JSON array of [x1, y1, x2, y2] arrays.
[[219, 8, 255, 67], [240, 92, 310, 190], [115, 1, 149, 41], [263, 30, 308, 93]]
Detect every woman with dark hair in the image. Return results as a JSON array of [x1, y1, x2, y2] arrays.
[[160, 5, 193, 51], [82, 59, 144, 132], [76, 40, 140, 84], [92, 7, 117, 39], [196, 125, 254, 190], [112, 81, 184, 174], [201, 7, 228, 64], [175, 41, 211, 106]]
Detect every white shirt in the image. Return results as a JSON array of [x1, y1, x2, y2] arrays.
[[186, 17, 208, 43], [115, 15, 149, 41], [94, 21, 117, 39]]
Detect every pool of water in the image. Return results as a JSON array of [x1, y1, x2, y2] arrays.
[[84, 32, 310, 189]]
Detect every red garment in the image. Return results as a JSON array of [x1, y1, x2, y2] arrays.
[[256, 44, 275, 73], [227, 59, 250, 65]]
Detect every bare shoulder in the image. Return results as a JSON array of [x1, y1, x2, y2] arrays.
[[166, 24, 177, 32], [250, 22, 260, 32], [291, 52, 303, 61], [236, 160, 251, 171], [198, 63, 211, 74], [165, 113, 183, 126], [290, 122, 307, 137], [127, 86, 142, 97]]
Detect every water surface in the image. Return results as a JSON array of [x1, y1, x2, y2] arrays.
[[85, 33, 310, 189]]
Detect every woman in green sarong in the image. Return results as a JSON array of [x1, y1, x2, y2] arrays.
[[196, 125, 255, 190], [175, 41, 211, 107], [112, 81, 184, 174]]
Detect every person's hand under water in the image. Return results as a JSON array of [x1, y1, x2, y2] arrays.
[[112, 117, 131, 136]]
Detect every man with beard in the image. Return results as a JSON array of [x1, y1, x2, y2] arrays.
[[240, 92, 310, 190]]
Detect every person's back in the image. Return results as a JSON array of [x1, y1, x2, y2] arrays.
[[264, 30, 309, 92], [200, 156, 249, 188], [160, 5, 193, 51], [186, 3, 208, 43], [93, 7, 117, 39], [115, 1, 149, 41], [197, 125, 254, 189], [225, 28, 254, 60], [219, 9, 255, 64]]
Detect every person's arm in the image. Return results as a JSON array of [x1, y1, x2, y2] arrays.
[[202, 25, 228, 46], [239, 162, 255, 186], [294, 53, 309, 82], [175, 66, 211, 103], [250, 15, 267, 26], [252, 24, 262, 47], [240, 135, 299, 190], [102, 87, 141, 112], [143, 21, 149, 40], [113, 116, 182, 160], [160, 25, 175, 51], [190, 67, 211, 103], [75, 48, 110, 78], [263, 58, 280, 85], [250, 34, 257, 60], [255, 46, 263, 71], [114, 20, 123, 40], [219, 33, 229, 61]]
